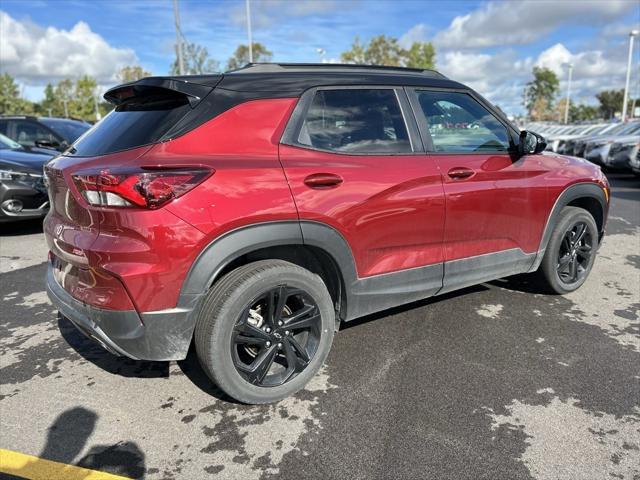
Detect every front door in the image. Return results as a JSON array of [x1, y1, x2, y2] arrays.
[[408, 88, 550, 291]]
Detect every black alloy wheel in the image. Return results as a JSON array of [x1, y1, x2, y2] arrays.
[[194, 260, 335, 404], [556, 221, 593, 285], [537, 206, 598, 295], [231, 285, 321, 387]]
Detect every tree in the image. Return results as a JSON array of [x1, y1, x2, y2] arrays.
[[570, 103, 599, 122], [73, 76, 99, 121], [226, 43, 273, 71], [40, 83, 57, 116], [0, 74, 34, 114], [340, 35, 435, 69], [404, 42, 436, 69], [54, 79, 74, 117], [596, 89, 625, 120], [525, 67, 559, 121], [117, 65, 152, 83], [171, 41, 219, 75]]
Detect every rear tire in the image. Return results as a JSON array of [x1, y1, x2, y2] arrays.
[[194, 260, 335, 404], [537, 206, 598, 294]]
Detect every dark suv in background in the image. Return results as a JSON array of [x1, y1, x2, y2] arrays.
[[0, 115, 90, 152], [44, 64, 609, 404]]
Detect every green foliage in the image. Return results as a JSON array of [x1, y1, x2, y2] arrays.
[[340, 35, 435, 69], [525, 67, 559, 120], [570, 103, 599, 122], [73, 76, 99, 120], [171, 41, 219, 75], [117, 65, 152, 83], [226, 43, 273, 71], [0, 74, 35, 114], [596, 89, 625, 120], [404, 42, 436, 69]]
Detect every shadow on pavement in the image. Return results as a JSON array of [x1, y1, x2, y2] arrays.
[[2, 407, 146, 479], [176, 346, 243, 404]]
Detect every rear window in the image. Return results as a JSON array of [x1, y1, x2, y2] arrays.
[[67, 87, 192, 157]]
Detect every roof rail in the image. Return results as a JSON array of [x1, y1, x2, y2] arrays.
[[226, 62, 447, 79]]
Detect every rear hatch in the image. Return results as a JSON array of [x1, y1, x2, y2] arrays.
[[44, 76, 220, 300]]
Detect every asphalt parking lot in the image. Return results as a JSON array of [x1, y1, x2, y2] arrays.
[[1, 173, 638, 480]]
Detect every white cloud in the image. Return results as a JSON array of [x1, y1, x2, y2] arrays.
[[436, 37, 633, 115], [0, 11, 137, 86], [534, 42, 632, 103], [437, 49, 532, 112], [399, 23, 429, 49], [433, 0, 635, 49]]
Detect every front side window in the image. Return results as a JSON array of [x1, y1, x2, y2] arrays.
[[297, 89, 412, 154], [415, 90, 511, 153]]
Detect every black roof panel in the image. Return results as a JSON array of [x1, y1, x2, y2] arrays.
[[114, 63, 465, 98]]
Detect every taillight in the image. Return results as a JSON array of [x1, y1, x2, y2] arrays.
[[72, 167, 212, 209]]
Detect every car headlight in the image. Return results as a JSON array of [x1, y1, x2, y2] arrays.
[[0, 169, 43, 183]]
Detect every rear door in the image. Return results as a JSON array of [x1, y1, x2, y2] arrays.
[[408, 88, 549, 292], [279, 86, 445, 283]]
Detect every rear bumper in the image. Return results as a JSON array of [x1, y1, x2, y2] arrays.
[[46, 263, 201, 361]]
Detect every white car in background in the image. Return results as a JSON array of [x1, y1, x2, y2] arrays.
[[545, 124, 604, 153], [584, 122, 640, 165]]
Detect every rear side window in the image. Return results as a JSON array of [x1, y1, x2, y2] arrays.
[[297, 89, 412, 154], [68, 87, 192, 157], [414, 90, 511, 153]]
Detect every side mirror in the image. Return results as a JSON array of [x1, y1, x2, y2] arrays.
[[519, 130, 547, 155], [35, 139, 61, 150]]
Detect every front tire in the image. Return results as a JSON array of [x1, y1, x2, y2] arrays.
[[194, 260, 335, 404], [538, 206, 598, 294]]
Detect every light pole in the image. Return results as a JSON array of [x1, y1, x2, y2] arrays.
[[246, 0, 253, 63], [316, 48, 326, 63], [621, 30, 639, 122], [563, 62, 573, 124], [173, 0, 185, 75]]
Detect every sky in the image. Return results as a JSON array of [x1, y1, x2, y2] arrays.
[[1, 0, 639, 116]]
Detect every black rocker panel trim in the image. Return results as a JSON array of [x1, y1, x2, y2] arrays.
[[440, 248, 536, 295], [299, 222, 443, 320]]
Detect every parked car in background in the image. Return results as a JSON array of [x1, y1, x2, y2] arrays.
[[44, 64, 609, 404], [545, 125, 603, 153], [604, 136, 640, 170], [629, 148, 640, 177], [585, 122, 640, 165], [0, 115, 90, 152], [560, 123, 619, 156], [0, 133, 54, 222]]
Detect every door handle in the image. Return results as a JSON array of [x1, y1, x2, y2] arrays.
[[447, 167, 475, 180], [304, 173, 343, 189]]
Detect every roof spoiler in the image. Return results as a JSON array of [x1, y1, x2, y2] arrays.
[[104, 76, 222, 107]]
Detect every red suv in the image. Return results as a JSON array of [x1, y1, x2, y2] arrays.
[[44, 64, 609, 404]]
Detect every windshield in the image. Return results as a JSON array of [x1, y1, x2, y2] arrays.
[[0, 133, 23, 150], [40, 118, 90, 142]]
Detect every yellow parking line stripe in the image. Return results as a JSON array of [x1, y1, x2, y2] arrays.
[[0, 449, 132, 480]]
